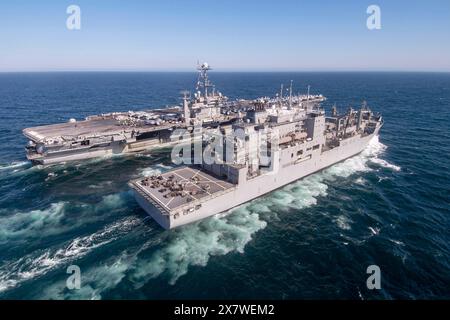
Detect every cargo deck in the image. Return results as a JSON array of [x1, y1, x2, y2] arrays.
[[130, 167, 236, 215]]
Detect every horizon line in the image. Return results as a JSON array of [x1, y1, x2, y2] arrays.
[[1, 69, 450, 74]]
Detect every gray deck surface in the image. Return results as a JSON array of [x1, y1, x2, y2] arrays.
[[23, 117, 173, 140], [135, 167, 234, 212], [24, 119, 121, 140]]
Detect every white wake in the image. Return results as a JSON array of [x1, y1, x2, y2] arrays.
[[26, 136, 401, 298]]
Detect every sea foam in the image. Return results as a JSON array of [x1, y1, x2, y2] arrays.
[[0, 161, 29, 171], [0, 193, 128, 243], [26, 136, 400, 298], [133, 136, 398, 286], [0, 216, 141, 293], [0, 202, 67, 242]]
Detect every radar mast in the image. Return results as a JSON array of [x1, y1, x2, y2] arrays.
[[196, 62, 213, 99]]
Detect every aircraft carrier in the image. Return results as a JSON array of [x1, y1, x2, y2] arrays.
[[22, 63, 256, 165], [129, 88, 383, 229]]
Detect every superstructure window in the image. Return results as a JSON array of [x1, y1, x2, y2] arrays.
[[313, 144, 320, 150]]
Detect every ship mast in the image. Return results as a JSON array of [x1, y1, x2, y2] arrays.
[[196, 62, 213, 99], [279, 84, 284, 107], [289, 80, 293, 109]]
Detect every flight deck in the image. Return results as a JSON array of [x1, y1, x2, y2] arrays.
[[130, 167, 235, 215]]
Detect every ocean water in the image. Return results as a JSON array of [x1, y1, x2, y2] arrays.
[[0, 72, 448, 299]]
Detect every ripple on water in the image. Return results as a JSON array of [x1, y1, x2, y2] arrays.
[[28, 136, 405, 299]]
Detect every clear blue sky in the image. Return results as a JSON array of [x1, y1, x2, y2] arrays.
[[1, 0, 449, 72]]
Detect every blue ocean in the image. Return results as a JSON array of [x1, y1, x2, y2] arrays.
[[0, 72, 448, 299]]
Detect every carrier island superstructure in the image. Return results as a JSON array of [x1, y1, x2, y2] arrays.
[[25, 63, 316, 165], [129, 90, 383, 229]]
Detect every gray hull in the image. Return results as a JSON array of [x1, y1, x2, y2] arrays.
[[31, 137, 179, 165], [132, 130, 379, 229]]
